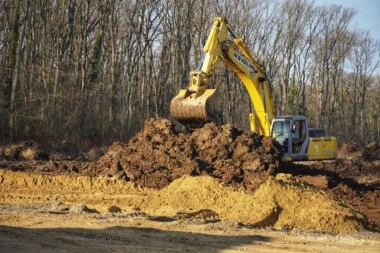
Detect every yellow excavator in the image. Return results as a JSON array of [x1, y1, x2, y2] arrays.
[[170, 17, 337, 162]]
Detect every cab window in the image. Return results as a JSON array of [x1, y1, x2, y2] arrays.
[[292, 120, 306, 153], [271, 120, 290, 138]]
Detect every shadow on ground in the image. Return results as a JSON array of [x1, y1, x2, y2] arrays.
[[0, 225, 270, 253]]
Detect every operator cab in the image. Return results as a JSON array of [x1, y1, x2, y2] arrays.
[[271, 115, 309, 161]]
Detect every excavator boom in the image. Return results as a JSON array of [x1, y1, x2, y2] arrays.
[[170, 17, 275, 135]]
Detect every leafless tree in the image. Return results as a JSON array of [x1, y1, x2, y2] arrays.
[[348, 30, 380, 143], [0, 0, 378, 148]]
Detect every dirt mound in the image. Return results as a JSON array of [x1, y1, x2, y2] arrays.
[[340, 142, 362, 155], [143, 173, 377, 232], [362, 142, 380, 161], [280, 160, 380, 226], [1, 118, 379, 231], [86, 118, 281, 192], [340, 142, 380, 161], [0, 142, 49, 161], [1, 169, 376, 232]]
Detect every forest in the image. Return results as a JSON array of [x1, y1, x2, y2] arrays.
[[0, 0, 379, 151]]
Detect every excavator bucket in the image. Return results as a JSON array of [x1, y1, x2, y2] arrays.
[[170, 88, 221, 130]]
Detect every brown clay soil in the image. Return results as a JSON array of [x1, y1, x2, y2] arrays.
[[1, 118, 379, 252]]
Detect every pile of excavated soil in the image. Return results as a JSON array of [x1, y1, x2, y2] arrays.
[[0, 169, 377, 232], [83, 118, 282, 192], [1, 118, 379, 230], [0, 118, 281, 193], [362, 142, 380, 161], [280, 160, 380, 226], [143, 173, 377, 232]]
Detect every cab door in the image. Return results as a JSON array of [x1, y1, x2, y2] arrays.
[[290, 119, 308, 160]]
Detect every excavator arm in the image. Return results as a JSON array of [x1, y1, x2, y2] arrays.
[[170, 17, 275, 136]]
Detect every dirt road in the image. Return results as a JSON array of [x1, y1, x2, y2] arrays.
[[1, 209, 379, 253]]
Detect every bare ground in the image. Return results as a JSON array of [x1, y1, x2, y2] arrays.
[[0, 118, 379, 252], [1, 205, 379, 253]]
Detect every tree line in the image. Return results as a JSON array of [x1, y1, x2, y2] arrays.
[[0, 0, 379, 150]]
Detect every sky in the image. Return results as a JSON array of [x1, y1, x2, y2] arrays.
[[314, 0, 380, 42]]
